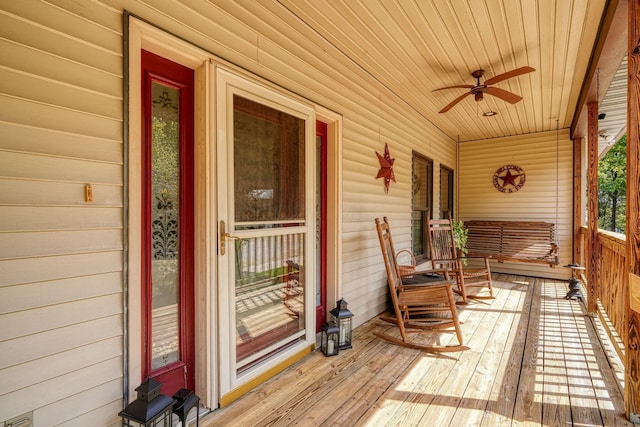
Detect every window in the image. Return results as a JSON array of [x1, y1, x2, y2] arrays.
[[411, 152, 433, 260], [440, 165, 454, 219]]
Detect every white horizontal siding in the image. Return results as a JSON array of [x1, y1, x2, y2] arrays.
[[459, 129, 573, 279], [0, 251, 122, 287], [0, 315, 122, 370], [38, 380, 123, 426], [0, 229, 122, 259], [1, 357, 123, 425], [0, 67, 122, 119], [0, 7, 121, 75], [0, 178, 122, 206], [0, 336, 121, 395], [0, 1, 124, 424], [0, 95, 122, 140], [0, 271, 121, 313], [0, 151, 121, 184], [0, 206, 122, 231], [0, 122, 122, 163], [0, 293, 121, 342]]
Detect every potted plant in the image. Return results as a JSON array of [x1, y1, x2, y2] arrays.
[[452, 219, 468, 260]]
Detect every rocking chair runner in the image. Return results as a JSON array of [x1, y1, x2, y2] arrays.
[[428, 215, 494, 304], [374, 217, 468, 352]]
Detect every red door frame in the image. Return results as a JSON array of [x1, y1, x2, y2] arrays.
[[141, 50, 195, 395], [316, 121, 328, 332]]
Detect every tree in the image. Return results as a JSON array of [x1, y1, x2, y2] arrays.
[[598, 135, 627, 233]]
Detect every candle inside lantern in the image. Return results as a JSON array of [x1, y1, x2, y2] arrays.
[[328, 339, 334, 354]]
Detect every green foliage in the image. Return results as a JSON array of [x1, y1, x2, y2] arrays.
[[598, 135, 626, 233], [452, 219, 468, 258], [152, 116, 179, 200]]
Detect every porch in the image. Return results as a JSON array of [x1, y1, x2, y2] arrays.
[[201, 274, 632, 426]]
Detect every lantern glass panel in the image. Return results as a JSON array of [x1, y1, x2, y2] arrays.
[[321, 322, 340, 356], [327, 331, 337, 355], [122, 420, 144, 427], [151, 409, 172, 426], [338, 318, 352, 347]]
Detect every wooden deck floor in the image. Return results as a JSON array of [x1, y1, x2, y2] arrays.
[[201, 274, 634, 426]]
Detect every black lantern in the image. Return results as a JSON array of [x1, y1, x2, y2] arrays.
[[118, 377, 175, 427], [172, 388, 200, 427], [321, 322, 340, 356], [330, 299, 354, 350]]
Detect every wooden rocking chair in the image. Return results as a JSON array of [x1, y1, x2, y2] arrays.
[[374, 217, 468, 352], [428, 215, 494, 304]]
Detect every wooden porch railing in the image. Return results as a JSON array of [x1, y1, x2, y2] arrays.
[[578, 226, 628, 359]]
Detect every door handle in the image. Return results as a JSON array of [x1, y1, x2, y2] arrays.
[[219, 220, 240, 255]]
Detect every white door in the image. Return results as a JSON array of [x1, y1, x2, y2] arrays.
[[216, 69, 315, 394]]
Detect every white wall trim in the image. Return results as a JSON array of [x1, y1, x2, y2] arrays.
[[315, 106, 343, 308], [126, 16, 215, 407]]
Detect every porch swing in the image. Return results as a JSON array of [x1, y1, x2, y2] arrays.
[[463, 121, 560, 267]]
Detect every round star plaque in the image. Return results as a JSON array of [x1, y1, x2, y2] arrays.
[[493, 164, 526, 193]]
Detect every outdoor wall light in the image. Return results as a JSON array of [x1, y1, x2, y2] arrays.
[[118, 377, 175, 427], [321, 321, 340, 356], [330, 299, 354, 350]]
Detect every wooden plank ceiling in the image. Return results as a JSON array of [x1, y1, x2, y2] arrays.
[[276, 0, 620, 143]]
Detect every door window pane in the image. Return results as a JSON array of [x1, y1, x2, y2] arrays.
[[235, 234, 305, 370], [150, 82, 180, 369], [233, 95, 305, 227]]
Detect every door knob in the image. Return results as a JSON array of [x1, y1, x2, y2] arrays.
[[219, 220, 240, 255]]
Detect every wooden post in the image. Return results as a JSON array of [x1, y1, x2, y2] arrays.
[[587, 102, 599, 314], [573, 137, 583, 264], [625, 0, 640, 420]]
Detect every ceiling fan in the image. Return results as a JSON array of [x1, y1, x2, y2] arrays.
[[433, 66, 535, 113]]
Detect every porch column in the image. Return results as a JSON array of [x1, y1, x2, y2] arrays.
[[587, 102, 599, 314], [573, 137, 583, 265], [625, 0, 640, 420]]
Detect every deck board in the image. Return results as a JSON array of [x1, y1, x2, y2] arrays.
[[481, 275, 533, 427], [201, 275, 634, 427]]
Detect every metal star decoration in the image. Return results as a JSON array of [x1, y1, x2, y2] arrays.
[[375, 143, 396, 193], [499, 169, 523, 187], [493, 164, 526, 193]]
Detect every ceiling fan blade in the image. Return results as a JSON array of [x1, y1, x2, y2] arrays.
[[484, 87, 523, 104], [433, 85, 474, 92], [439, 92, 473, 113], [484, 66, 535, 85]]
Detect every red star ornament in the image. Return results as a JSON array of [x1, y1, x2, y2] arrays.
[[376, 143, 396, 193], [499, 169, 522, 187]]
